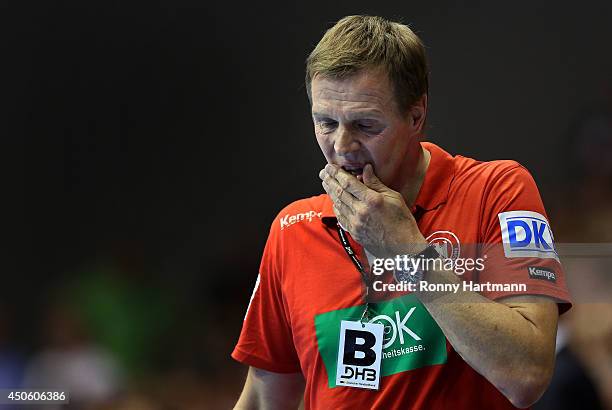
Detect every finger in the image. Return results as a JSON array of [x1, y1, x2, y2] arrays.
[[334, 204, 352, 232], [322, 174, 356, 211], [322, 179, 355, 215], [325, 164, 369, 201], [318, 168, 326, 181], [332, 194, 354, 217], [323, 165, 358, 200], [362, 163, 389, 193]]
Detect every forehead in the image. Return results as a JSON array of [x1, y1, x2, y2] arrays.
[[310, 69, 396, 115]]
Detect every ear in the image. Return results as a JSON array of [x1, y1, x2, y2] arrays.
[[409, 94, 428, 133]]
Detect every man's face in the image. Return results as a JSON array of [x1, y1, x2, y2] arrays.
[[311, 68, 425, 190]]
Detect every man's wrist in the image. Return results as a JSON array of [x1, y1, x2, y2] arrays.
[[388, 230, 428, 257], [393, 244, 441, 284]]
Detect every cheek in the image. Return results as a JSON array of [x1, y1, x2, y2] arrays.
[[314, 131, 334, 159], [366, 134, 404, 176], [367, 137, 395, 164]]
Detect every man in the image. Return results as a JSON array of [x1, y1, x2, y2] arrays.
[[232, 15, 571, 409]]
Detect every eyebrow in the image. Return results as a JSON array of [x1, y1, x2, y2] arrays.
[[312, 111, 383, 120]]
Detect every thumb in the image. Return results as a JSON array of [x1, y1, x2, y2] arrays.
[[362, 164, 389, 192]]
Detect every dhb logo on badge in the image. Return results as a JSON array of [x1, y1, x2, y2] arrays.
[[498, 210, 559, 261], [336, 320, 384, 390]]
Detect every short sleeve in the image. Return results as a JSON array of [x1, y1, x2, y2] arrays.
[[231, 218, 302, 373], [478, 165, 572, 313]]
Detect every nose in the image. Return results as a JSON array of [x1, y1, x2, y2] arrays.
[[333, 125, 361, 155]]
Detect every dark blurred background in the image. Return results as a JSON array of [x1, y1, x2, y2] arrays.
[[2, 1, 612, 409]]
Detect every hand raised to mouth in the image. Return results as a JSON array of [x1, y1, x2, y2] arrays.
[[319, 163, 428, 258]]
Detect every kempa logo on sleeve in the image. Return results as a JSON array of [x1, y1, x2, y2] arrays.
[[528, 266, 557, 283], [280, 211, 322, 230]]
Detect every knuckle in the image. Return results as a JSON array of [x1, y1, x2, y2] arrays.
[[391, 191, 402, 201], [356, 207, 368, 222], [368, 193, 384, 207]]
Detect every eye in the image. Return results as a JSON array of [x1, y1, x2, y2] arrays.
[[317, 119, 338, 132], [357, 120, 382, 133]]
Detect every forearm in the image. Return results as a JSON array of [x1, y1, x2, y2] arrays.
[[414, 269, 557, 407], [234, 367, 304, 410]]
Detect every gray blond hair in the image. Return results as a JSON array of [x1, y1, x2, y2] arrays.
[[306, 15, 429, 115]]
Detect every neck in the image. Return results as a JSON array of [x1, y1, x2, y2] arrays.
[[398, 144, 430, 208]]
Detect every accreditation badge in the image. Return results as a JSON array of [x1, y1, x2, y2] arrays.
[[335, 320, 384, 390]]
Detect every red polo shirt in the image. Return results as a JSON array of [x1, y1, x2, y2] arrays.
[[232, 142, 571, 409]]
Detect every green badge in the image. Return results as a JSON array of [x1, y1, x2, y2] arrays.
[[314, 294, 447, 388]]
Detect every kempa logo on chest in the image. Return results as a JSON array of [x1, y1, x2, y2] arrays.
[[279, 211, 323, 230]]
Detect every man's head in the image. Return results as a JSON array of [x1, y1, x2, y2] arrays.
[[306, 15, 429, 193], [306, 15, 428, 117]]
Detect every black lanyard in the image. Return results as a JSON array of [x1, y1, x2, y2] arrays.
[[336, 224, 373, 321], [334, 205, 426, 322]]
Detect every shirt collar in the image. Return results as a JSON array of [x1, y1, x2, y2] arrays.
[[321, 141, 455, 226], [414, 142, 455, 211]]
